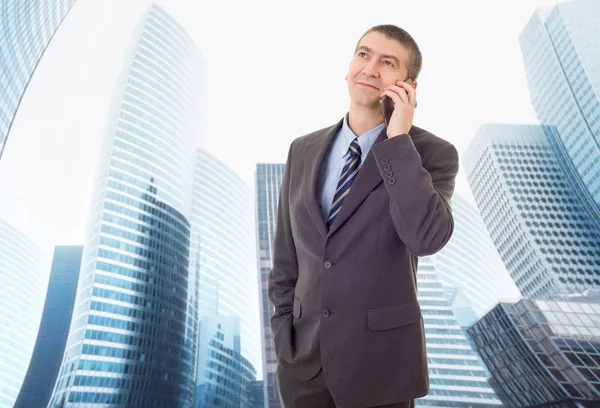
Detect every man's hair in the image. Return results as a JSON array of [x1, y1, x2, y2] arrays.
[[354, 24, 422, 81]]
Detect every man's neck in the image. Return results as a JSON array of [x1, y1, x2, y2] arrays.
[[347, 103, 384, 137]]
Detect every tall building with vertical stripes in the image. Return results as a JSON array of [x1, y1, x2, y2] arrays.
[[48, 4, 203, 406], [463, 124, 600, 301], [436, 194, 521, 322], [255, 163, 285, 408], [519, 0, 600, 208], [0, 219, 50, 408], [14, 246, 83, 408], [191, 149, 261, 407], [0, 0, 77, 159], [194, 314, 257, 408], [415, 256, 503, 407]]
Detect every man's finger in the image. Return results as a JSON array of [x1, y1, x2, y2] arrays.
[[385, 85, 409, 104], [381, 89, 403, 106], [397, 81, 416, 107]]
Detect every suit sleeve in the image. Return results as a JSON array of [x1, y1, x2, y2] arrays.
[[370, 134, 459, 257], [268, 140, 298, 336]]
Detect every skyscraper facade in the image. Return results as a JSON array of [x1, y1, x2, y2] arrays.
[[192, 149, 261, 406], [519, 0, 600, 208], [463, 124, 600, 300], [436, 194, 521, 321], [415, 257, 503, 407], [0, 0, 77, 159], [48, 4, 203, 407], [14, 246, 83, 408], [468, 298, 600, 406], [194, 315, 257, 408], [0, 219, 50, 408], [255, 163, 285, 408]]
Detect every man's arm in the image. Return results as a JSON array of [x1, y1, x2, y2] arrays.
[[371, 135, 459, 256], [268, 140, 298, 335]]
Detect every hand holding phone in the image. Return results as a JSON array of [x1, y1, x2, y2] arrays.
[[379, 78, 416, 127]]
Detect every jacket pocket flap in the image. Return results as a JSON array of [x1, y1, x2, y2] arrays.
[[367, 300, 422, 331], [293, 296, 302, 319]]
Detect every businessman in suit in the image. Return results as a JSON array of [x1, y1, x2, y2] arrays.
[[268, 24, 459, 408]]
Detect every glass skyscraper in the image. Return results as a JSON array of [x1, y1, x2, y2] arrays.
[[191, 149, 261, 407], [464, 124, 600, 301], [14, 246, 83, 408], [415, 257, 503, 407], [519, 0, 600, 208], [194, 314, 257, 407], [468, 298, 600, 406], [0, 0, 77, 159], [255, 163, 285, 408], [247, 380, 265, 408], [436, 194, 521, 321], [0, 219, 50, 408], [48, 4, 203, 407]]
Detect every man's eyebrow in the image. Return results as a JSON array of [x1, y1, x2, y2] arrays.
[[356, 46, 400, 65]]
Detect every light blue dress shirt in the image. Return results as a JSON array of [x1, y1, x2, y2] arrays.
[[318, 114, 385, 221]]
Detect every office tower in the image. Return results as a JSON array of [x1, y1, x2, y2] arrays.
[[519, 0, 600, 208], [192, 150, 261, 407], [194, 315, 257, 407], [48, 4, 203, 406], [0, 0, 77, 159], [463, 124, 600, 300], [436, 194, 521, 323], [255, 163, 285, 408], [247, 380, 265, 408], [14, 246, 83, 408], [468, 298, 600, 406], [415, 257, 503, 407], [0, 219, 50, 408]]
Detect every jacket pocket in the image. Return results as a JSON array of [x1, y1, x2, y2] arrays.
[[293, 296, 302, 319], [367, 300, 422, 331]]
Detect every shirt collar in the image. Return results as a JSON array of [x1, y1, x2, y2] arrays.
[[339, 113, 385, 158]]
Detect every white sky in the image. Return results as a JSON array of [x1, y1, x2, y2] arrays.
[[0, 0, 566, 254]]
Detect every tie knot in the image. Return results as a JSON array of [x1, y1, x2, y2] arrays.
[[349, 139, 361, 157]]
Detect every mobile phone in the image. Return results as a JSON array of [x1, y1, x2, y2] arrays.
[[379, 78, 417, 127]]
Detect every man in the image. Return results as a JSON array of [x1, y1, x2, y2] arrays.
[[268, 24, 459, 408]]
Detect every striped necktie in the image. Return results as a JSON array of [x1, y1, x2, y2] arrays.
[[327, 138, 362, 229]]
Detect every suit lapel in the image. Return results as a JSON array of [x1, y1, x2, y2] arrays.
[[304, 119, 343, 240], [304, 118, 388, 240], [327, 127, 387, 237]]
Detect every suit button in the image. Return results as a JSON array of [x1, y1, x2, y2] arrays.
[[324, 260, 332, 270], [322, 309, 330, 318], [388, 177, 396, 184], [381, 158, 389, 165], [383, 164, 391, 171], [385, 171, 393, 178]]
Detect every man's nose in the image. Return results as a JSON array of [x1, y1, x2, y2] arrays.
[[362, 59, 380, 77]]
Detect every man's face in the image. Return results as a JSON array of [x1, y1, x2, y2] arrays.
[[345, 31, 410, 108]]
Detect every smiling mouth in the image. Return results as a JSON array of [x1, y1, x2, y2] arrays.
[[358, 82, 379, 90]]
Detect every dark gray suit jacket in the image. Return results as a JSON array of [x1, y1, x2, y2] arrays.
[[268, 117, 459, 407]]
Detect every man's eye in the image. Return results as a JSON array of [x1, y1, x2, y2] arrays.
[[384, 60, 394, 66], [358, 52, 367, 57]]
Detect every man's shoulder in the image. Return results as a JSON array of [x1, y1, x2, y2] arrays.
[[408, 125, 458, 160], [410, 125, 455, 152]]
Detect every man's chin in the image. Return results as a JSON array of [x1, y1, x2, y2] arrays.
[[352, 98, 381, 109]]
